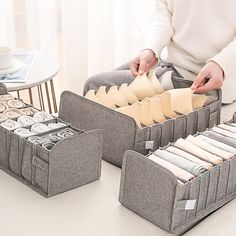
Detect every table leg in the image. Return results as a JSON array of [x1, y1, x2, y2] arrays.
[[50, 79, 58, 113], [45, 82, 52, 114], [28, 88, 33, 105], [39, 84, 45, 111]]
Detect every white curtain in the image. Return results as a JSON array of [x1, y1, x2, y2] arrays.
[[0, 0, 154, 95]]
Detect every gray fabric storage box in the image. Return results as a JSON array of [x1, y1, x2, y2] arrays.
[[60, 78, 221, 167], [0, 84, 102, 197], [119, 114, 236, 235]]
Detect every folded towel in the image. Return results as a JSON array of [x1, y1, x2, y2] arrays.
[[203, 131, 236, 148], [148, 154, 194, 182], [197, 135, 236, 155], [186, 135, 234, 160], [154, 149, 206, 176], [174, 138, 223, 165], [218, 124, 236, 134], [166, 146, 213, 170], [212, 127, 236, 139]]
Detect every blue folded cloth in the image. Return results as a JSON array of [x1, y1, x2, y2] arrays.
[[154, 149, 207, 176]]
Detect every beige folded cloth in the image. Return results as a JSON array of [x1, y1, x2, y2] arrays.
[[148, 154, 195, 182], [147, 69, 164, 94], [119, 83, 139, 104], [186, 135, 234, 160], [84, 90, 102, 104], [129, 74, 156, 100], [168, 88, 193, 114], [139, 99, 155, 126], [96, 86, 116, 109], [166, 146, 213, 170], [107, 86, 129, 107], [218, 124, 236, 134], [192, 94, 208, 110], [116, 103, 142, 128], [159, 92, 177, 118], [212, 126, 236, 139], [174, 138, 223, 165]]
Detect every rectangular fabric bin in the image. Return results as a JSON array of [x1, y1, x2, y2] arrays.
[[0, 83, 103, 197], [119, 117, 236, 234], [59, 84, 221, 167]]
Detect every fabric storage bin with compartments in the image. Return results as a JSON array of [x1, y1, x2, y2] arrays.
[[62, 76, 222, 167], [119, 112, 236, 234], [0, 83, 102, 197]]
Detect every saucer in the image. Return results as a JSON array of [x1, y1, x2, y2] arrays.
[[0, 57, 23, 76]]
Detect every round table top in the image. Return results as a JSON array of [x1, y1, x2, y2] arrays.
[[1, 48, 60, 92]]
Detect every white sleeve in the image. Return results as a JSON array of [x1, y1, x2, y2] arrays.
[[209, 36, 236, 103], [209, 35, 236, 79], [143, 0, 174, 57]]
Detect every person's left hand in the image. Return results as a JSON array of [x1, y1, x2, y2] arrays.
[[191, 61, 224, 93]]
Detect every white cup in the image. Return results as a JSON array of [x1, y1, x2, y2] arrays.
[[0, 47, 13, 70]]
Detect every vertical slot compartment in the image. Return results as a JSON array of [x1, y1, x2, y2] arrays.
[[161, 119, 174, 147], [173, 115, 187, 142], [197, 107, 210, 132], [205, 165, 220, 209], [186, 178, 200, 221], [186, 111, 198, 136], [216, 160, 230, 201], [196, 171, 209, 214], [226, 157, 236, 196], [172, 182, 191, 231], [150, 124, 162, 152]]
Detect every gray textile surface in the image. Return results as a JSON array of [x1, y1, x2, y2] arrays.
[[154, 149, 206, 176], [0, 85, 103, 197], [119, 148, 236, 234], [119, 150, 178, 232], [203, 130, 236, 148]]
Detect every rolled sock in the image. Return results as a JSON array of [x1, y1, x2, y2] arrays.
[[186, 135, 234, 160], [154, 149, 206, 176], [197, 135, 236, 155], [148, 154, 195, 182], [166, 146, 213, 170], [174, 138, 223, 165], [212, 127, 236, 139], [218, 124, 236, 133], [203, 131, 236, 148]]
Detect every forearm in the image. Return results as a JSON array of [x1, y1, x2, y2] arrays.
[[144, 0, 174, 57]]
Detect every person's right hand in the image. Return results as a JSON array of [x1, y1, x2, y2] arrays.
[[129, 49, 158, 77]]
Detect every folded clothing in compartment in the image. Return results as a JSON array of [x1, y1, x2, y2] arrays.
[[119, 113, 236, 234], [59, 83, 221, 167], [0, 83, 103, 197]]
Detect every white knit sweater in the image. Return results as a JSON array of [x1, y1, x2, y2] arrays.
[[144, 0, 236, 103]]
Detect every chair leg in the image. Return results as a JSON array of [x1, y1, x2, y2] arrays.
[[37, 85, 43, 110], [50, 79, 58, 113], [38, 84, 45, 111], [28, 88, 33, 105], [45, 81, 52, 114]]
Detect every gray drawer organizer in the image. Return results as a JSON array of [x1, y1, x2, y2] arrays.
[[60, 77, 222, 167], [0, 84, 102, 197], [119, 113, 236, 235]]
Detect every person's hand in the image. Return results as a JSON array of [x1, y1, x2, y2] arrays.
[[191, 61, 224, 93], [129, 49, 158, 77]]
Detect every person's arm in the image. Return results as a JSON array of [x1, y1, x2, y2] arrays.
[[129, 0, 174, 76], [192, 35, 236, 93], [144, 0, 174, 57]]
